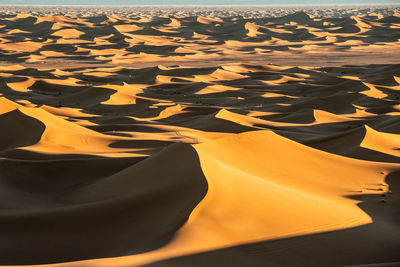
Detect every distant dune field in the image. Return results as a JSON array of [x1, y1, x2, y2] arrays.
[[0, 6, 399, 267]]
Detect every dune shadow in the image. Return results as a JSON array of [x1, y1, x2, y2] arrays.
[[0, 109, 45, 152], [0, 144, 208, 265]]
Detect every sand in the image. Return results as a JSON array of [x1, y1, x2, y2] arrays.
[[0, 5, 399, 267]]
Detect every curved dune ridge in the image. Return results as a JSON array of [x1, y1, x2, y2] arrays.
[[0, 5, 400, 267], [0, 60, 400, 266]]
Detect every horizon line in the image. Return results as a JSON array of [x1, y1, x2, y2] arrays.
[[1, 3, 399, 6]]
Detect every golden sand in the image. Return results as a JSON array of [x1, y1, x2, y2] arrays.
[[0, 6, 399, 267]]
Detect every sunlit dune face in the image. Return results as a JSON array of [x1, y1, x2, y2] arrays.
[[0, 5, 399, 267]]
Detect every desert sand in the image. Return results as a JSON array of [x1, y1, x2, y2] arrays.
[[0, 5, 399, 267]]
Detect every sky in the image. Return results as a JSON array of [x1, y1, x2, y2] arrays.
[[0, 0, 399, 5]]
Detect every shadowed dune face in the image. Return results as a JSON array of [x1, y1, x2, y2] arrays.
[[0, 5, 400, 267], [0, 108, 45, 151], [0, 144, 208, 264]]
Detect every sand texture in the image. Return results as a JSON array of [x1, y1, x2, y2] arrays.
[[0, 6, 400, 68], [0, 5, 399, 267]]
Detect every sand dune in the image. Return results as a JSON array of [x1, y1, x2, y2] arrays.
[[0, 61, 399, 266], [0, 6, 399, 68], [0, 5, 399, 267]]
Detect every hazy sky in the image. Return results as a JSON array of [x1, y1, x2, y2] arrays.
[[1, 0, 399, 5]]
